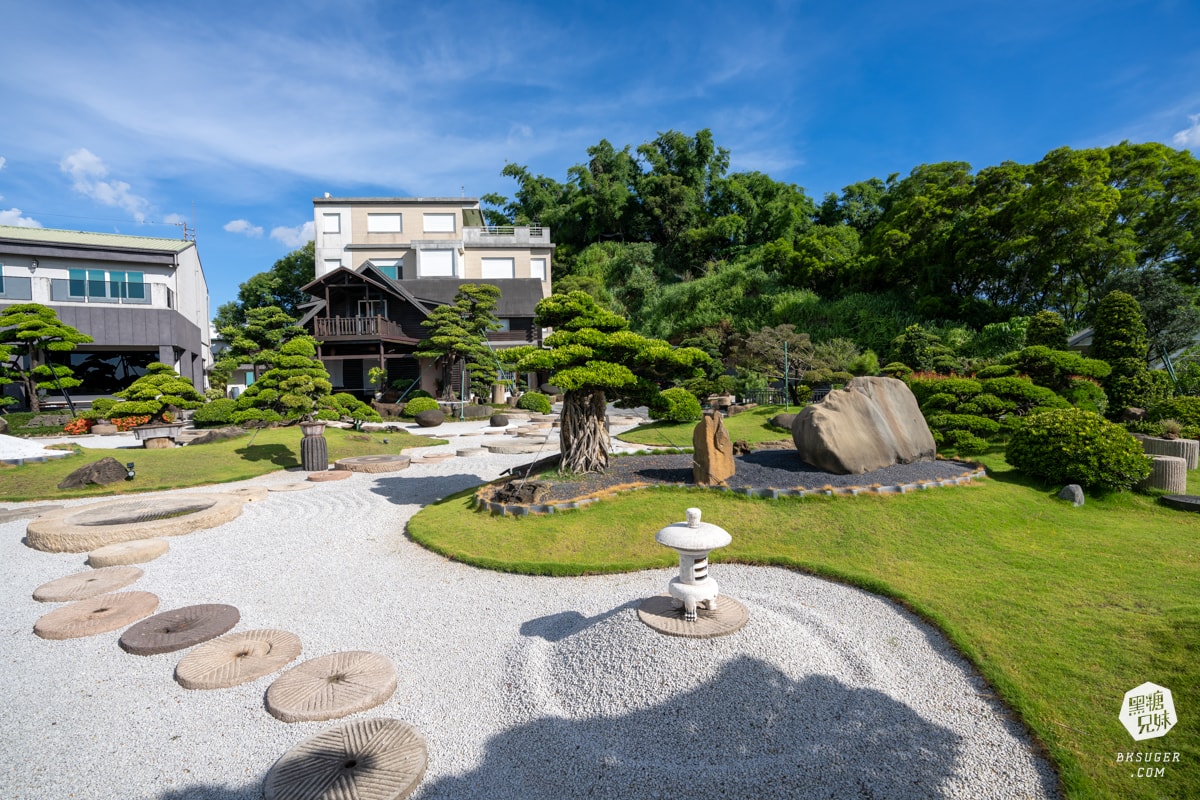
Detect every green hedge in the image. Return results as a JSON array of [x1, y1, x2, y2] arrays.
[[1006, 408, 1151, 491], [649, 387, 703, 422], [516, 392, 552, 414], [402, 396, 440, 417]]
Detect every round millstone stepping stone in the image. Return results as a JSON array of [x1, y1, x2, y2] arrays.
[[87, 538, 169, 567], [34, 591, 159, 640], [119, 603, 241, 656], [25, 494, 245, 554], [0, 504, 65, 524], [334, 455, 412, 474], [483, 442, 543, 455], [175, 628, 302, 689], [308, 470, 353, 482], [33, 566, 143, 603], [413, 452, 454, 464], [266, 651, 397, 723], [263, 717, 427, 800], [227, 486, 270, 502], [455, 447, 488, 457], [1161, 494, 1200, 512], [637, 594, 748, 639], [268, 483, 313, 492]]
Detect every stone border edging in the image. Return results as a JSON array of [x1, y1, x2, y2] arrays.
[[475, 465, 988, 516]]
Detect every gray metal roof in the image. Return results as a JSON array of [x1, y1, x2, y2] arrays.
[[0, 225, 195, 253]]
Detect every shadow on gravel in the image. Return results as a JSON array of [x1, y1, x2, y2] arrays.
[[417, 654, 1060, 799], [369, 472, 492, 506], [156, 785, 257, 799], [520, 601, 639, 642]]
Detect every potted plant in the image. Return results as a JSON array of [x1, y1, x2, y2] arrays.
[[368, 365, 387, 400], [108, 363, 204, 448]]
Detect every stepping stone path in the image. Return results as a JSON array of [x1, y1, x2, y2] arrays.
[[33, 566, 143, 603], [34, 591, 160, 640], [26, 494, 246, 553], [413, 453, 454, 464], [1161, 494, 1200, 512], [334, 455, 412, 474], [88, 538, 169, 567], [263, 717, 427, 800], [175, 629, 303, 689], [308, 470, 353, 482], [266, 651, 397, 723], [227, 486, 270, 502], [455, 447, 488, 457], [484, 442, 543, 455], [119, 603, 241, 656]]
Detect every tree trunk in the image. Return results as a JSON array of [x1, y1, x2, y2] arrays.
[[560, 389, 610, 474], [23, 351, 41, 414]]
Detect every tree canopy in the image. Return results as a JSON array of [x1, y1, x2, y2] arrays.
[[0, 303, 93, 413], [413, 283, 502, 399], [212, 241, 314, 329]]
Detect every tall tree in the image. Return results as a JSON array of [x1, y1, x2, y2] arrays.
[[1102, 267, 1200, 360], [211, 306, 305, 393], [504, 292, 710, 473], [235, 335, 332, 422], [0, 304, 93, 413], [414, 284, 502, 399], [212, 241, 315, 329]]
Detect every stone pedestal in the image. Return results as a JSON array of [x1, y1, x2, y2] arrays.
[[1139, 455, 1188, 494], [143, 437, 174, 449], [300, 432, 328, 472], [91, 423, 118, 436], [1142, 437, 1198, 470], [492, 383, 506, 404]]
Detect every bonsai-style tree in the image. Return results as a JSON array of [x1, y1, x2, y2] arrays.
[[0, 303, 93, 413], [236, 335, 332, 422], [109, 362, 205, 422], [1024, 310, 1070, 350], [504, 291, 711, 474], [1092, 291, 1161, 414], [414, 284, 501, 400], [210, 305, 305, 394]]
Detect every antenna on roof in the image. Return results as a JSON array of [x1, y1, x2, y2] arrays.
[[461, 185, 465, 197]]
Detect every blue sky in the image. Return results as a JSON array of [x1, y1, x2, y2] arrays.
[[2, 0, 1199, 316]]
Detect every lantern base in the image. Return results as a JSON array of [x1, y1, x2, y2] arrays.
[[636, 594, 748, 638]]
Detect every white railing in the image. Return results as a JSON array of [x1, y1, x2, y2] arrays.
[[462, 225, 550, 246]]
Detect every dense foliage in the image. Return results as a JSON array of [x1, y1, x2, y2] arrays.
[[414, 283, 502, 399], [109, 362, 205, 422], [649, 387, 703, 422], [515, 391, 552, 414], [401, 396, 440, 417], [0, 303, 94, 413], [212, 242, 315, 330], [235, 336, 332, 422], [1006, 408, 1151, 491]]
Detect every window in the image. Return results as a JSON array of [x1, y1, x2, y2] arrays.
[[0, 266, 4, 294], [324, 259, 343, 273], [69, 268, 86, 296], [367, 213, 402, 233], [494, 318, 511, 332], [423, 213, 456, 233], [87, 269, 107, 298], [369, 259, 401, 280], [358, 299, 387, 318], [323, 213, 341, 234], [126, 272, 145, 299], [530, 258, 547, 280], [418, 249, 454, 277], [481, 257, 514, 279], [66, 268, 145, 301]]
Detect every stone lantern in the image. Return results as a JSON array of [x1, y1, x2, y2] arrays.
[[655, 507, 731, 621]]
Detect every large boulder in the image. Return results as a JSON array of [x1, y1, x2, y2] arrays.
[[57, 457, 130, 490], [692, 410, 735, 485], [414, 409, 445, 428], [792, 376, 935, 474]]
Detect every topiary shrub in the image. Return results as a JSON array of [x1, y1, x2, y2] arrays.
[[328, 392, 382, 423], [402, 396, 440, 418], [925, 413, 1001, 438], [921, 393, 960, 412], [956, 393, 1014, 416], [90, 397, 119, 417], [231, 408, 283, 425], [1061, 378, 1108, 415], [1006, 408, 1151, 491], [193, 398, 238, 427], [907, 376, 981, 405], [945, 429, 990, 456], [981, 377, 1070, 413], [516, 391, 552, 414], [974, 363, 1017, 379], [1149, 396, 1200, 427], [881, 362, 913, 379], [649, 387, 703, 422]]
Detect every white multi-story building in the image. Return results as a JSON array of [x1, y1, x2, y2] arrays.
[[303, 197, 553, 397], [0, 225, 210, 405]]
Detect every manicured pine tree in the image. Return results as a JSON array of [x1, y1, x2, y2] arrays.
[[0, 303, 93, 413]]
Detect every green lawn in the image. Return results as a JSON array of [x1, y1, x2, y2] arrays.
[[0, 426, 443, 501], [408, 452, 1200, 800], [618, 404, 793, 447]]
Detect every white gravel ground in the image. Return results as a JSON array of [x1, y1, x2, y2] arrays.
[[0, 420, 1059, 799]]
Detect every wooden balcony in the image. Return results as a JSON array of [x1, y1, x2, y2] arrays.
[[313, 315, 411, 341]]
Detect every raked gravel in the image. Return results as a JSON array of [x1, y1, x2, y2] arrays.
[[0, 419, 1059, 799]]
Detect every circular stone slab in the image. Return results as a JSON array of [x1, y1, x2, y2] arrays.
[[33, 566, 144, 603], [637, 594, 749, 639], [483, 443, 543, 455], [334, 455, 412, 474], [308, 470, 353, 482], [87, 538, 169, 567], [119, 604, 241, 656], [263, 717, 427, 800], [226, 486, 270, 502], [266, 651, 397, 723], [455, 447, 488, 457], [267, 483, 313, 493], [413, 453, 454, 464], [1161, 494, 1200, 512], [34, 591, 160, 640], [175, 628, 302, 689], [26, 494, 245, 554]]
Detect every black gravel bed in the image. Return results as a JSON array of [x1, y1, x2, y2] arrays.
[[526, 451, 981, 503]]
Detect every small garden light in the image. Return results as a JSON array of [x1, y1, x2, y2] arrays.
[[125, 462, 136, 480]]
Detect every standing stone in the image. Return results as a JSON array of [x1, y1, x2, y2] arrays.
[[57, 457, 130, 489], [692, 411, 735, 486]]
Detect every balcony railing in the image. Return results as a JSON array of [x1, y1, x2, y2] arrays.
[[0, 275, 33, 301], [313, 315, 407, 340], [462, 225, 550, 246]]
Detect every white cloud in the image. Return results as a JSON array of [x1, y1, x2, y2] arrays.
[[59, 147, 151, 222], [224, 219, 264, 237], [0, 208, 43, 227], [1172, 114, 1200, 150], [0, 156, 6, 171], [164, 213, 188, 225], [270, 221, 314, 248]]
